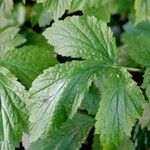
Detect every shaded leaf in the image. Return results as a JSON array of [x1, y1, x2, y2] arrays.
[[29, 113, 94, 150], [0, 45, 57, 89]]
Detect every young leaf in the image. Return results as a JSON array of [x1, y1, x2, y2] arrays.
[[95, 68, 144, 149], [0, 67, 28, 150], [0, 45, 57, 89], [29, 113, 94, 150], [134, 0, 150, 25], [0, 27, 26, 57], [29, 60, 101, 142], [43, 16, 117, 63]]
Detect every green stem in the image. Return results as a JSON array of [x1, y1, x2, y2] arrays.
[[113, 65, 143, 72]]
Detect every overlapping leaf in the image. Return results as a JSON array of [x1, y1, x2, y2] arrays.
[[36, 0, 72, 24], [29, 60, 101, 142], [123, 21, 150, 101], [0, 45, 57, 89], [0, 67, 28, 150], [0, 27, 26, 57], [29, 16, 145, 148], [29, 113, 94, 150], [69, 0, 110, 22]]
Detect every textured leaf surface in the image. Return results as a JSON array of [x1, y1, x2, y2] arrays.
[[0, 67, 28, 150], [43, 16, 117, 63], [29, 113, 94, 150], [37, 0, 72, 21], [0, 27, 26, 57], [140, 103, 150, 130], [0, 45, 57, 89], [134, 0, 150, 24], [29, 60, 101, 142], [95, 68, 144, 149]]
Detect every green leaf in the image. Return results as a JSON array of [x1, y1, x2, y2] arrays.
[[140, 103, 150, 130], [83, 4, 110, 22], [69, 0, 110, 22], [0, 0, 13, 28], [29, 113, 94, 150], [134, 0, 150, 25], [43, 16, 117, 64], [142, 68, 150, 101], [29, 60, 101, 142], [0, 45, 57, 89], [95, 68, 145, 149], [81, 83, 101, 115], [0, 0, 13, 16], [68, 0, 87, 13], [122, 22, 150, 67], [118, 137, 135, 150], [0, 3, 26, 28], [37, 0, 72, 21], [30, 3, 51, 27], [0, 27, 26, 57], [0, 67, 28, 150]]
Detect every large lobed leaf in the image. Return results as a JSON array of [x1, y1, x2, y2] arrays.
[[43, 16, 117, 64], [0, 67, 28, 150], [29, 60, 101, 142]]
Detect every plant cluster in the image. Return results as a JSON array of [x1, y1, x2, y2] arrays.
[[0, 0, 150, 150]]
